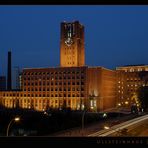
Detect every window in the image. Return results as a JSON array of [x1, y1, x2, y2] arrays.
[[81, 93, 84, 97]]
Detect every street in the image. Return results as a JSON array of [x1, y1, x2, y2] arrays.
[[88, 114, 148, 137]]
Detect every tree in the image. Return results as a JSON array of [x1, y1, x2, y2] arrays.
[[138, 86, 148, 111]]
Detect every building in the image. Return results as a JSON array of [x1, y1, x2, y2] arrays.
[[116, 65, 148, 108], [0, 21, 117, 112], [0, 76, 6, 91], [60, 21, 85, 67], [12, 66, 21, 90], [0, 66, 116, 112]]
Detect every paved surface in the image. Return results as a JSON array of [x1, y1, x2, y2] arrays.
[[49, 112, 139, 137], [110, 118, 148, 137], [88, 114, 148, 137]]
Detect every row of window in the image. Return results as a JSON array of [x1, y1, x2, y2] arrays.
[[23, 71, 85, 75], [23, 81, 85, 86], [23, 76, 85, 80], [3, 93, 84, 97], [24, 87, 85, 91]]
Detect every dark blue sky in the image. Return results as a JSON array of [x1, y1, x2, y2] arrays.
[[0, 5, 148, 75]]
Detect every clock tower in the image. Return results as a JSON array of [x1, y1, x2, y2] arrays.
[[60, 21, 85, 67]]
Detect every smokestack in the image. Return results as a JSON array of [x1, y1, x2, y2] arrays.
[[7, 50, 12, 90]]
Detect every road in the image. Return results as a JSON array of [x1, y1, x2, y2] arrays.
[[49, 113, 141, 137], [88, 114, 148, 137]]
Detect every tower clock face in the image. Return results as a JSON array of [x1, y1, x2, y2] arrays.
[[65, 37, 73, 46], [64, 24, 74, 46]]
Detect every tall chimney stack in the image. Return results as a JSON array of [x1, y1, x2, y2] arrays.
[[7, 50, 12, 90]]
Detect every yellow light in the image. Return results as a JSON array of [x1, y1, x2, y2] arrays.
[[118, 103, 121, 106], [104, 126, 110, 130], [125, 101, 128, 105], [90, 106, 94, 109], [103, 113, 107, 118], [14, 117, 20, 122]]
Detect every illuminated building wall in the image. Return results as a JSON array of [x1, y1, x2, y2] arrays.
[[60, 21, 85, 67], [0, 67, 88, 111], [0, 66, 117, 112], [116, 65, 148, 108], [87, 67, 116, 111]]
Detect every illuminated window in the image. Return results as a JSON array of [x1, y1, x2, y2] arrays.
[[130, 69, 134, 72], [90, 100, 93, 107], [94, 100, 97, 107]]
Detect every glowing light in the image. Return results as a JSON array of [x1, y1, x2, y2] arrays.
[[103, 113, 107, 118], [125, 101, 128, 105], [118, 103, 121, 106], [90, 106, 94, 109], [14, 117, 20, 121], [104, 126, 110, 130]]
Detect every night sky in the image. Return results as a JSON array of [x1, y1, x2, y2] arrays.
[[0, 5, 148, 76]]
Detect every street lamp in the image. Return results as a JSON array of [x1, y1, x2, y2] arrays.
[[6, 117, 20, 136], [81, 109, 87, 136], [104, 126, 110, 130]]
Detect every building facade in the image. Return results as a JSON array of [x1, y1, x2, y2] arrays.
[[60, 21, 85, 67], [116, 65, 148, 108], [0, 66, 116, 112]]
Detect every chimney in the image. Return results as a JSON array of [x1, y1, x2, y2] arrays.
[[7, 50, 12, 90]]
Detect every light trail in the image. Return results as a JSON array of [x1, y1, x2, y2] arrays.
[[88, 114, 148, 137]]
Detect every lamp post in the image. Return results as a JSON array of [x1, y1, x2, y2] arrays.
[[81, 109, 87, 136], [6, 117, 20, 136], [117, 103, 121, 120]]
